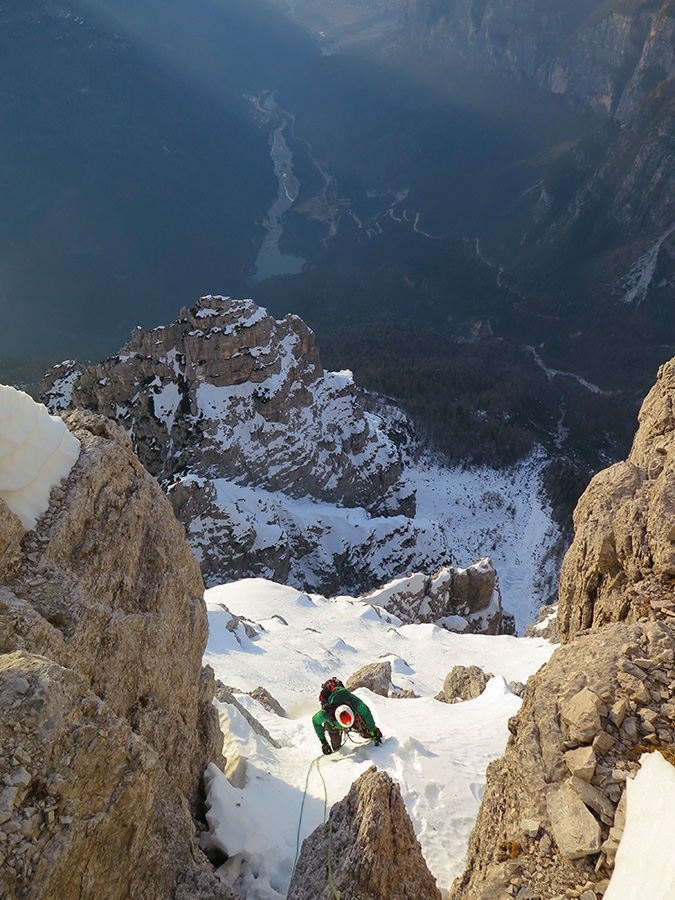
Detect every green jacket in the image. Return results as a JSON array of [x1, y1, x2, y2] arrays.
[[312, 686, 377, 743]]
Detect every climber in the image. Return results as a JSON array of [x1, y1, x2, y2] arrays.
[[312, 677, 384, 755]]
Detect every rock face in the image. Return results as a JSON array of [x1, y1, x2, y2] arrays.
[[448, 620, 675, 899], [402, 0, 675, 122], [558, 357, 675, 643], [448, 356, 675, 898], [43, 295, 412, 517], [288, 766, 442, 900], [365, 558, 505, 634], [39, 296, 458, 595], [0, 407, 229, 900]]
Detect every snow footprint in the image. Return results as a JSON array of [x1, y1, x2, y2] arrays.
[[423, 781, 442, 809]]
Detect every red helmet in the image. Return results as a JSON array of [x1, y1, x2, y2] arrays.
[[335, 704, 355, 729]]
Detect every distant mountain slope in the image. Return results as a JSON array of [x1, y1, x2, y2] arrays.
[[0, 0, 316, 358]]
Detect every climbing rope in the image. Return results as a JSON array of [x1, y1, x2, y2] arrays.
[[291, 754, 341, 900]]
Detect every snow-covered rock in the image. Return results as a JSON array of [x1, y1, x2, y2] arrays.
[[44, 295, 412, 517], [365, 558, 504, 634]]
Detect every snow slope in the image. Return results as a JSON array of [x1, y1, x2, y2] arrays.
[[201, 578, 557, 899], [407, 451, 561, 633]]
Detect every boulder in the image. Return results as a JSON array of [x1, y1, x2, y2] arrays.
[[0, 406, 230, 900], [435, 665, 493, 703], [346, 661, 392, 696], [547, 783, 602, 860], [288, 766, 442, 900]]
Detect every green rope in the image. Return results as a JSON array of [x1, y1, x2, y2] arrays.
[[290, 754, 341, 900], [316, 757, 341, 900]]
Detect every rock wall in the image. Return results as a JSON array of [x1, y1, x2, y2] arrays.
[[559, 357, 675, 643], [40, 296, 444, 595], [450, 354, 675, 898], [0, 407, 230, 900], [402, 0, 674, 122], [43, 295, 412, 518]]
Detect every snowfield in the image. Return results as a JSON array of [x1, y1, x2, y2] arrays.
[[407, 450, 562, 633], [201, 578, 557, 899]]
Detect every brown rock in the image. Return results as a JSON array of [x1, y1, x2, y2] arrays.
[[547, 782, 602, 859], [559, 357, 675, 641], [0, 500, 24, 583], [0, 409, 229, 900], [448, 621, 675, 900], [0, 651, 232, 900], [435, 665, 493, 703], [288, 767, 442, 900]]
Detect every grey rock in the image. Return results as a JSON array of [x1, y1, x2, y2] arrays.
[[369, 558, 505, 634], [250, 686, 287, 717], [346, 661, 392, 697]]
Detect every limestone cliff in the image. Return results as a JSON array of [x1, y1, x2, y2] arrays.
[[0, 407, 230, 900], [558, 356, 675, 642], [44, 295, 411, 517], [402, 0, 675, 122], [448, 621, 675, 899], [42, 296, 456, 596]]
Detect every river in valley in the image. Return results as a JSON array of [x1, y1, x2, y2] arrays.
[[252, 95, 306, 282]]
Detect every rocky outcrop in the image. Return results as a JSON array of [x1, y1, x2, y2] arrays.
[[43, 295, 412, 518], [0, 407, 229, 900], [558, 357, 675, 643], [435, 665, 493, 703], [365, 558, 505, 634], [448, 620, 675, 899], [288, 766, 442, 900], [346, 660, 392, 696]]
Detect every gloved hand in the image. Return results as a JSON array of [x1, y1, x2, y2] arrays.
[[321, 742, 333, 755], [370, 728, 383, 747]]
